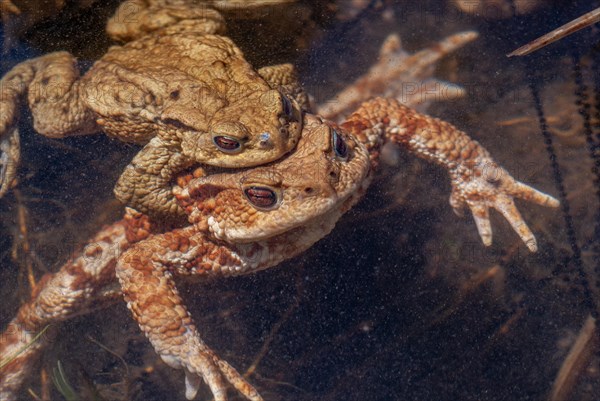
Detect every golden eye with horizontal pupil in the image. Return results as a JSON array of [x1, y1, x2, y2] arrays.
[[213, 135, 242, 153], [243, 186, 280, 210], [331, 129, 349, 160]]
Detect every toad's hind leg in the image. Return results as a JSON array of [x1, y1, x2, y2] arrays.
[[116, 227, 263, 401], [0, 51, 98, 196], [0, 220, 128, 401], [342, 97, 560, 251]]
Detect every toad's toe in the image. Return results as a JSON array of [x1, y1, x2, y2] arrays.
[[512, 181, 560, 208], [469, 203, 492, 247], [184, 368, 202, 400], [494, 195, 538, 252]]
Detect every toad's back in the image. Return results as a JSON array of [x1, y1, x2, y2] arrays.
[[79, 33, 273, 143]]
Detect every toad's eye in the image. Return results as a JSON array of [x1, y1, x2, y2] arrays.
[[213, 135, 242, 153], [244, 186, 279, 210], [281, 95, 294, 118], [332, 129, 348, 160]]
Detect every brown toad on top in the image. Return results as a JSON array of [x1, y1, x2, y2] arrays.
[[0, 98, 559, 401], [0, 0, 305, 217]]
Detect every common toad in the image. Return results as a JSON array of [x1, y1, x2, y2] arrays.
[[0, 0, 305, 217], [0, 98, 558, 400]]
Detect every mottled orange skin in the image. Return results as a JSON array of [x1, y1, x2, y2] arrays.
[[0, 99, 558, 401]]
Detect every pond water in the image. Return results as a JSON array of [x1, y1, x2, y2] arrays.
[[1, 1, 599, 400]]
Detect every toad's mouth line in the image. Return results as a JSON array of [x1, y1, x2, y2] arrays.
[[213, 209, 344, 247], [212, 182, 366, 244]]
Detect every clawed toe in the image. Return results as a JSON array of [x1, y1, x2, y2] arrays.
[[0, 127, 20, 197]]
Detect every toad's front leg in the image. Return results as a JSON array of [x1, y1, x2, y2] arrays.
[[0, 51, 98, 196], [116, 226, 263, 401], [342, 97, 559, 251], [114, 136, 194, 219]]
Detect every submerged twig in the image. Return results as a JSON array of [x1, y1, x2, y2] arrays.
[[549, 315, 597, 401], [508, 7, 600, 57]]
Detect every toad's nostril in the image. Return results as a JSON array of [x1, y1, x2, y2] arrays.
[[259, 132, 271, 146], [304, 187, 314, 194]]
